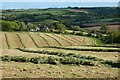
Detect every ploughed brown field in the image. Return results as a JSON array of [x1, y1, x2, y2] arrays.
[[0, 32, 119, 78], [84, 24, 119, 32]]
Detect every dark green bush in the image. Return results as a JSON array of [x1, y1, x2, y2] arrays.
[[1, 56, 11, 62]]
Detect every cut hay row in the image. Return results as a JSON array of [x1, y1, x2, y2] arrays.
[[6, 33, 24, 48], [6, 33, 17, 48], [59, 35, 78, 46], [30, 47, 118, 61], [48, 34, 70, 46], [37, 33, 49, 46], [13, 33, 24, 48], [62, 35, 82, 45], [48, 46, 120, 52], [1, 33, 8, 49], [39, 33, 60, 46], [0, 32, 2, 49], [29, 33, 47, 47], [58, 35, 77, 46], [4, 33, 10, 49], [31, 33, 49, 47], [45, 33, 71, 46], [16, 48, 120, 68], [16, 33, 26, 48], [70, 36, 85, 45], [45, 33, 62, 46], [28, 34, 39, 48], [17, 33, 37, 48], [53, 34, 73, 46]]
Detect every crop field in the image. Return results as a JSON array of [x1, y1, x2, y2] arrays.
[[1, 32, 119, 78], [84, 25, 119, 32], [1, 32, 95, 49]]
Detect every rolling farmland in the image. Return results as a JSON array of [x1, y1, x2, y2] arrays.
[[1, 6, 120, 79], [1, 32, 119, 78]]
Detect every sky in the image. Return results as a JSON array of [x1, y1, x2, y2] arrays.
[[1, 0, 120, 2], [1, 0, 119, 10]]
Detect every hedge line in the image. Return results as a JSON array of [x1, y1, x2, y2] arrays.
[[1, 55, 95, 66], [1, 55, 120, 68]]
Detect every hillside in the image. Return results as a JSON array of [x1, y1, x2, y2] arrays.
[[1, 7, 120, 79], [0, 32, 95, 49]]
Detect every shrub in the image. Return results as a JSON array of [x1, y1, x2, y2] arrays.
[[47, 56, 58, 65], [13, 56, 29, 62], [1, 56, 11, 62], [82, 60, 95, 66]]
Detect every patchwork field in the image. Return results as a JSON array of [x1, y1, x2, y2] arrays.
[[84, 25, 119, 32], [1, 32, 119, 78]]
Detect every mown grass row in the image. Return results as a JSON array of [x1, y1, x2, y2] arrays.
[[28, 34, 39, 48], [71, 36, 84, 45], [45, 34, 62, 46], [17, 48, 104, 62], [1, 55, 96, 66], [38, 33, 50, 46], [46, 46, 120, 52], [17, 48, 120, 68], [53, 34, 73, 46], [16, 34, 26, 48], [4, 33, 11, 49], [82, 45, 120, 48], [62, 35, 80, 45]]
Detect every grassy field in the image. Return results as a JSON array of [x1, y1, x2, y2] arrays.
[[1, 32, 119, 78]]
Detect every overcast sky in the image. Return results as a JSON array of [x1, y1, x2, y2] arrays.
[[1, 0, 120, 2]]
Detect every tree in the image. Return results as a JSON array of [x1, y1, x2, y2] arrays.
[[11, 21, 20, 31], [27, 22, 34, 30], [100, 25, 109, 33], [56, 23, 66, 33], [21, 22, 28, 31], [2, 20, 15, 31], [71, 26, 81, 31]]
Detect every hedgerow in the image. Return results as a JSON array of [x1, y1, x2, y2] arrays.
[[1, 55, 95, 66], [0, 56, 120, 68], [1, 55, 119, 68]]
